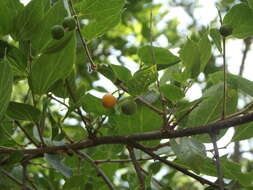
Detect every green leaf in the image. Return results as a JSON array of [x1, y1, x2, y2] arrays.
[[127, 65, 158, 96], [81, 93, 112, 115], [48, 113, 60, 141], [171, 137, 206, 172], [198, 33, 211, 71], [149, 162, 162, 173], [12, 0, 45, 40], [97, 64, 117, 83], [7, 46, 27, 74], [185, 83, 238, 142], [63, 175, 87, 189], [210, 71, 253, 97], [248, 0, 253, 9], [29, 33, 76, 95], [110, 64, 132, 83], [0, 60, 13, 117], [186, 82, 237, 127], [180, 39, 200, 78], [31, 1, 67, 52], [223, 3, 253, 38], [160, 64, 188, 85], [0, 0, 23, 35], [79, 0, 125, 40], [180, 35, 211, 78], [50, 70, 76, 99], [202, 157, 253, 186], [6, 102, 41, 121], [0, 40, 27, 74], [174, 157, 253, 186], [209, 28, 222, 53], [6, 151, 24, 165], [232, 122, 253, 142], [44, 153, 73, 178], [108, 103, 162, 135], [138, 46, 180, 70], [160, 84, 184, 102], [41, 32, 74, 54]]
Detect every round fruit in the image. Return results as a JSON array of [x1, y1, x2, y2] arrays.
[[219, 24, 233, 37], [51, 25, 64, 40], [121, 99, 137, 115], [102, 94, 117, 109], [62, 17, 76, 31]]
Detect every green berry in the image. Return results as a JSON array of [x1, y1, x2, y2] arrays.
[[219, 24, 233, 37], [121, 99, 137, 115], [51, 25, 64, 40], [62, 17, 76, 31]]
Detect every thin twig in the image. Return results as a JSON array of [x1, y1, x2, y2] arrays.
[[149, 10, 168, 128], [147, 141, 171, 151], [210, 132, 224, 190], [34, 121, 45, 147], [127, 146, 145, 190], [74, 150, 116, 190], [22, 163, 28, 190], [14, 121, 39, 147], [171, 99, 202, 128], [95, 155, 171, 164], [47, 94, 69, 108], [138, 97, 164, 115], [0, 169, 34, 190], [26, 178, 38, 190], [28, 40, 36, 106], [166, 81, 193, 126], [119, 84, 164, 115], [239, 37, 251, 76], [47, 94, 91, 123], [230, 37, 252, 190], [140, 167, 164, 188], [68, 0, 96, 70], [130, 140, 228, 190], [65, 79, 93, 137], [222, 37, 227, 119], [225, 102, 253, 120], [1, 125, 24, 147]]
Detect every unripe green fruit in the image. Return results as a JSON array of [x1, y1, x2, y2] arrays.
[[51, 25, 64, 40], [121, 99, 137, 115], [62, 17, 76, 31], [219, 24, 233, 37]]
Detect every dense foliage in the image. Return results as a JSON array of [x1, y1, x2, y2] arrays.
[[1, 0, 253, 189]]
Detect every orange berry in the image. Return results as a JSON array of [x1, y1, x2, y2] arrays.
[[102, 94, 117, 109]]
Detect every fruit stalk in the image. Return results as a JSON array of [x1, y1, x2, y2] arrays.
[[68, 0, 96, 70]]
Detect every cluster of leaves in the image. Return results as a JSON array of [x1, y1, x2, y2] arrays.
[[1, 0, 253, 189]]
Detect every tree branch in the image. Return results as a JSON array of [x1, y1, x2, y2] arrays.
[[68, 0, 96, 70], [0, 169, 34, 190], [22, 163, 28, 190], [149, 10, 168, 127], [95, 155, 171, 164], [74, 151, 116, 190], [222, 37, 227, 119], [14, 121, 39, 147], [130, 141, 227, 190], [210, 132, 224, 190], [127, 146, 145, 190], [65, 79, 93, 137], [0, 112, 253, 155], [239, 37, 251, 76], [140, 167, 165, 188]]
